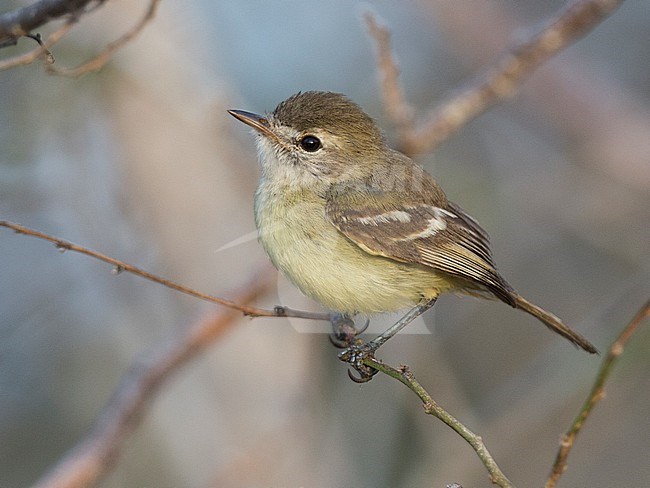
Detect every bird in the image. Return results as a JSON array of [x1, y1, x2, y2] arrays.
[[228, 91, 597, 380]]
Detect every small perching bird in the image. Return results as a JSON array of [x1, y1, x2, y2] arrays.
[[229, 91, 597, 380]]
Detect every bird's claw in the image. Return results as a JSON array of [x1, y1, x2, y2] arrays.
[[338, 342, 379, 383], [346, 365, 378, 383]]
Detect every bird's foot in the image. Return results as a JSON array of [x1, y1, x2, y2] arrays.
[[338, 341, 379, 383]]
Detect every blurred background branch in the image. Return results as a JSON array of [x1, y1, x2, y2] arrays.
[[366, 0, 625, 156], [32, 275, 275, 488], [45, 0, 160, 77], [0, 0, 160, 75], [0, 0, 98, 46], [0, 17, 74, 70]]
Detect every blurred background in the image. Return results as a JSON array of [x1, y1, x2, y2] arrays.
[[1, 1, 649, 487]]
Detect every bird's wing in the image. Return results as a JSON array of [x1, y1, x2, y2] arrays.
[[326, 187, 515, 305]]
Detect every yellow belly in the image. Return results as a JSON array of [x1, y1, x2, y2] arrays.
[[254, 186, 449, 314]]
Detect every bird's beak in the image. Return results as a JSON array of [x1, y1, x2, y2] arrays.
[[227, 109, 276, 140]]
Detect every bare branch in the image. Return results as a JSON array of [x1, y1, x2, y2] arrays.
[[0, 0, 97, 46], [365, 358, 515, 488], [46, 0, 161, 77], [545, 299, 650, 488], [364, 296, 648, 487], [365, 0, 625, 156], [0, 220, 330, 321], [0, 0, 160, 75], [0, 19, 72, 70], [31, 278, 272, 488]]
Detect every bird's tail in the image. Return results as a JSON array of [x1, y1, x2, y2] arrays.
[[513, 294, 598, 354]]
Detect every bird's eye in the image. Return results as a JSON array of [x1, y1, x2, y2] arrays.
[[299, 135, 322, 152]]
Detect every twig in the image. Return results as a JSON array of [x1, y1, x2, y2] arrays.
[[31, 276, 273, 488], [0, 220, 330, 321], [0, 0, 97, 45], [0, 19, 73, 70], [365, 358, 515, 488], [46, 0, 161, 77], [365, 0, 625, 156], [545, 299, 650, 488], [23, 33, 55, 63], [362, 300, 649, 488], [0, 0, 159, 75]]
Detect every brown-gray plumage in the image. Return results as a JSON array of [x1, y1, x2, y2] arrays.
[[327, 184, 516, 306], [230, 91, 598, 354]]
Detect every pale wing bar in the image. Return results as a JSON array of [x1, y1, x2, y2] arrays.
[[327, 194, 515, 305]]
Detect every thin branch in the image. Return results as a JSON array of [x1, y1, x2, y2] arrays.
[[363, 300, 649, 488], [46, 0, 161, 77], [0, 0, 159, 75], [0, 19, 72, 70], [545, 299, 650, 488], [32, 276, 273, 488], [0, 220, 330, 321], [0, 0, 97, 45], [365, 0, 625, 156], [364, 358, 515, 488], [23, 33, 55, 62]]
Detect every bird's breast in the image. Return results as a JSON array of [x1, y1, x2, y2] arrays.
[[253, 182, 449, 314]]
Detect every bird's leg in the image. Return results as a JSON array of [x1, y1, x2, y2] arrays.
[[329, 313, 369, 348], [368, 298, 438, 350], [338, 298, 438, 382]]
